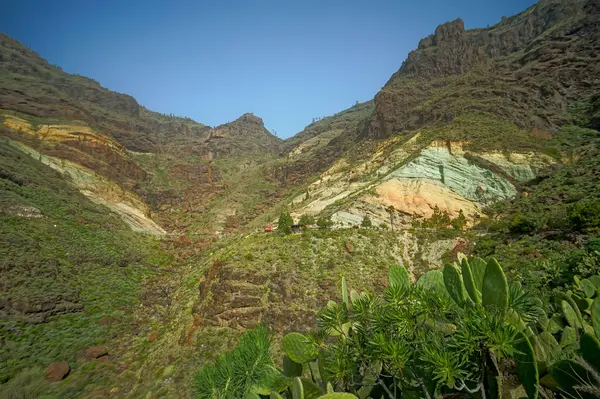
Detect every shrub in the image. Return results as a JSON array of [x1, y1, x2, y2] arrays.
[[360, 214, 372, 229], [450, 209, 466, 230], [298, 214, 315, 226], [569, 199, 600, 231], [316, 215, 334, 229], [508, 213, 537, 234], [422, 205, 452, 229], [278, 212, 294, 235]]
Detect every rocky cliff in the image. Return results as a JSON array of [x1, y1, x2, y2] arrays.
[[364, 0, 600, 140]]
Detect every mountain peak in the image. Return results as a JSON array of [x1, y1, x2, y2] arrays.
[[234, 113, 264, 126]]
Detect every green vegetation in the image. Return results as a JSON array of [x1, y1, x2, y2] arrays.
[[360, 215, 372, 229], [2, 1, 600, 396], [195, 256, 600, 398], [299, 214, 315, 226], [278, 212, 294, 235], [414, 206, 467, 231], [317, 216, 334, 229], [0, 141, 169, 386], [474, 126, 600, 299]]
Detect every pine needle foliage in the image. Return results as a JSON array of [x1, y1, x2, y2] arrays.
[[315, 278, 521, 396], [196, 325, 279, 398]]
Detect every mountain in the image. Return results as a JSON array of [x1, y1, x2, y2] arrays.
[[281, 0, 599, 230], [1, 0, 600, 397], [0, 32, 283, 235], [365, 0, 599, 140]]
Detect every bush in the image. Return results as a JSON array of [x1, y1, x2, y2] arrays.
[[298, 214, 314, 226], [586, 237, 600, 253], [421, 205, 452, 229], [360, 214, 372, 228], [569, 199, 600, 231], [278, 212, 294, 235], [316, 215, 333, 229], [508, 213, 537, 234], [450, 209, 466, 230]]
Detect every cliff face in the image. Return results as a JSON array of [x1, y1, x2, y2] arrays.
[[364, 0, 600, 140]]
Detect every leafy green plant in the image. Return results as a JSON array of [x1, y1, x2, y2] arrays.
[[278, 212, 294, 235], [283, 259, 539, 398], [570, 199, 600, 231]]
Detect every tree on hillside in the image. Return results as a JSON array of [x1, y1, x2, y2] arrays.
[[277, 212, 293, 235], [316, 215, 333, 229], [361, 214, 372, 229], [298, 214, 315, 226], [451, 209, 467, 230]]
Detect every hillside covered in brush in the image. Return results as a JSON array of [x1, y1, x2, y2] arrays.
[[1, 0, 600, 397]]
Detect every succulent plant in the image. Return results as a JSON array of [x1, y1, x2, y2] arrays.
[[443, 262, 467, 306], [514, 331, 539, 399], [481, 258, 509, 316], [283, 332, 318, 364], [460, 258, 482, 304]]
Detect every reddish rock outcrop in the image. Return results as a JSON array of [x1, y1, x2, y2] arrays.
[[46, 361, 70, 381], [85, 346, 108, 359]]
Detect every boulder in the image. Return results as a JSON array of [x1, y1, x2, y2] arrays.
[[86, 346, 108, 359], [46, 361, 70, 381]]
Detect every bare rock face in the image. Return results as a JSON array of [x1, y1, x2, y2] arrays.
[[46, 361, 70, 381]]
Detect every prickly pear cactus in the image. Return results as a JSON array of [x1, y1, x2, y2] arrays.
[[417, 269, 451, 301], [482, 258, 508, 316], [443, 263, 467, 305], [582, 279, 597, 298], [298, 378, 324, 399], [561, 300, 581, 329], [461, 258, 482, 304], [292, 377, 304, 399], [560, 326, 577, 348], [283, 354, 303, 377], [514, 331, 539, 399], [592, 297, 600, 339], [580, 333, 600, 373], [469, 257, 487, 293], [283, 332, 318, 364], [537, 332, 561, 364], [551, 359, 595, 399]]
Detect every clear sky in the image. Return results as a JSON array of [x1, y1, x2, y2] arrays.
[[2, 0, 536, 138]]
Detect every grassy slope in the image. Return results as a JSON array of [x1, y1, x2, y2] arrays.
[[0, 140, 170, 395]]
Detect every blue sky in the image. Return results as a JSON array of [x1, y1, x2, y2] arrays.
[[2, 0, 536, 138]]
